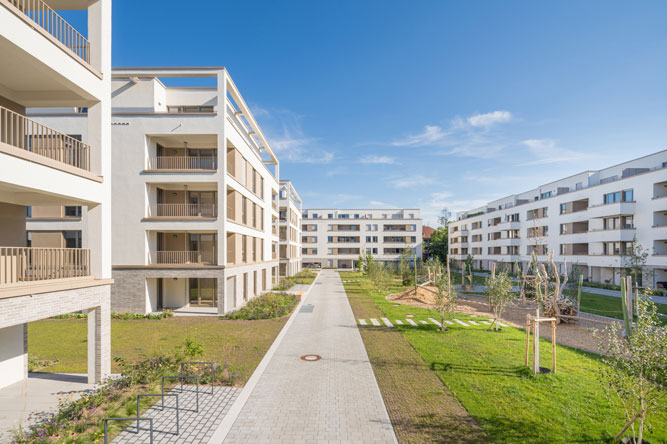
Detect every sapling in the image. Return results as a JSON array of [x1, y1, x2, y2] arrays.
[[432, 259, 457, 331], [594, 296, 667, 444], [486, 271, 514, 331]]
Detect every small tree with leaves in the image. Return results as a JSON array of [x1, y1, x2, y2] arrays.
[[399, 252, 415, 286], [622, 235, 654, 289], [594, 296, 667, 444], [432, 259, 457, 331], [486, 271, 514, 331]]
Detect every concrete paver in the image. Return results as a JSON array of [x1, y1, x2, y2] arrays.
[[221, 270, 396, 443]]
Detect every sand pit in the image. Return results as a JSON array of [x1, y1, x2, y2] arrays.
[[387, 285, 621, 354]]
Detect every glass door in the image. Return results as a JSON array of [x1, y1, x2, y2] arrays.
[[188, 278, 217, 306]]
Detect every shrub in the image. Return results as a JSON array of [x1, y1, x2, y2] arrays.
[[222, 293, 298, 320]]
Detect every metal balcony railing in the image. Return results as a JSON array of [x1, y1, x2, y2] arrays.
[[148, 204, 217, 218], [147, 156, 217, 171], [3, 0, 91, 63], [0, 106, 90, 170], [0, 247, 90, 284], [152, 250, 216, 265]]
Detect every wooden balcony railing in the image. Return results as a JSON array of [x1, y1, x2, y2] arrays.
[[148, 204, 217, 218], [152, 250, 216, 265], [147, 156, 217, 171], [3, 0, 91, 64], [0, 106, 90, 170], [0, 247, 90, 284]]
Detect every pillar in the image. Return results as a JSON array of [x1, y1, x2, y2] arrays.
[[87, 301, 110, 383]]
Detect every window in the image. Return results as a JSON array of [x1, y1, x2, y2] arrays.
[[328, 236, 334, 242], [560, 203, 567, 214], [575, 182, 583, 190], [312, 213, 318, 219], [540, 191, 552, 199], [64, 206, 82, 217], [64, 231, 82, 248], [354, 214, 360, 219], [328, 214, 333, 219], [623, 189, 634, 202], [604, 189, 632, 204]]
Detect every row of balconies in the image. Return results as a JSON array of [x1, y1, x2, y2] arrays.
[[452, 239, 667, 257]]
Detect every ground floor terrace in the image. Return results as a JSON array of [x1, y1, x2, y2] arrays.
[[279, 257, 301, 277], [111, 262, 280, 315]]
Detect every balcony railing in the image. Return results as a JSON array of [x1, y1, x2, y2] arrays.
[[152, 250, 216, 265], [147, 156, 217, 171], [148, 204, 217, 218], [0, 106, 90, 170], [0, 247, 90, 284], [4, 0, 90, 64]]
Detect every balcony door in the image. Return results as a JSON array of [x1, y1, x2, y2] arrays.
[[188, 233, 217, 264], [188, 278, 216, 307], [188, 191, 216, 217]]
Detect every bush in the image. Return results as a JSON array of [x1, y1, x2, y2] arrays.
[[222, 292, 299, 320], [50, 310, 174, 320]]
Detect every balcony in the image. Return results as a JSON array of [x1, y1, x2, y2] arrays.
[[0, 247, 90, 284], [2, 0, 91, 65], [151, 250, 216, 265], [588, 201, 636, 219], [1, 106, 90, 171], [147, 204, 217, 219], [146, 156, 217, 172]]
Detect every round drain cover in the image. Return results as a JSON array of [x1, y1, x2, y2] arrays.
[[300, 354, 322, 362]]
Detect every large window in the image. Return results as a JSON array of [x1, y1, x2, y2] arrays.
[[604, 189, 633, 204]]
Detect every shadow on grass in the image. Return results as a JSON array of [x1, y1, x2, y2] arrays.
[[430, 361, 529, 378]]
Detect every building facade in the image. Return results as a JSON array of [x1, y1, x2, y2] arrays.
[[301, 209, 422, 269], [278, 180, 302, 277], [0, 0, 112, 388], [27, 67, 281, 315], [448, 151, 667, 288]]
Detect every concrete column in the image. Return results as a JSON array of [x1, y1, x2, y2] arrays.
[[23, 323, 28, 377], [87, 297, 110, 383]]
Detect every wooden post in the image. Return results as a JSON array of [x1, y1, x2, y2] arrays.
[[533, 308, 540, 375], [551, 320, 556, 374], [525, 316, 531, 367]]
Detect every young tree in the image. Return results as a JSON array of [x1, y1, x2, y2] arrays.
[[426, 226, 448, 264], [399, 252, 415, 286], [486, 271, 514, 331], [622, 235, 653, 289], [356, 254, 364, 272], [432, 259, 457, 331], [594, 297, 667, 444]]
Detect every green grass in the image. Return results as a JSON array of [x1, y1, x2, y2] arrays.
[[28, 316, 287, 385], [564, 289, 667, 324], [342, 271, 667, 444]]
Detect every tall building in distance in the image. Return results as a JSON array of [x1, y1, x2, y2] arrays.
[[301, 209, 422, 268], [278, 180, 302, 277], [0, 0, 112, 388], [26, 67, 282, 315], [448, 151, 667, 287]]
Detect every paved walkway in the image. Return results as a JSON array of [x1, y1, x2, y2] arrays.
[[112, 386, 240, 443], [0, 373, 96, 443], [219, 269, 397, 443]]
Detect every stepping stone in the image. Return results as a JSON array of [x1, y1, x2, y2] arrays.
[[454, 319, 470, 327], [395, 320, 404, 325], [468, 320, 479, 326], [406, 319, 418, 326], [428, 318, 442, 327], [359, 319, 367, 326], [445, 320, 454, 325], [419, 320, 429, 325], [497, 321, 508, 327], [471, 315, 479, 317], [480, 320, 491, 325], [381, 318, 394, 327], [370, 318, 381, 326]]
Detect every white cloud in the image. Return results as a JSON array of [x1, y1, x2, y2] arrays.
[[390, 125, 447, 147], [389, 175, 437, 189], [419, 190, 497, 227], [519, 138, 591, 166], [360, 155, 396, 164], [467, 110, 513, 127]]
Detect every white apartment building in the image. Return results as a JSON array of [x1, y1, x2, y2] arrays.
[[448, 151, 667, 288], [0, 0, 112, 388], [28, 67, 281, 315], [278, 180, 302, 277], [301, 209, 422, 269]]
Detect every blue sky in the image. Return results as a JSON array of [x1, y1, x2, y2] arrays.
[[109, 1, 667, 225]]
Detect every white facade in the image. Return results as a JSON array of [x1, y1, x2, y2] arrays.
[[0, 0, 113, 388], [27, 67, 282, 315], [301, 209, 422, 269], [278, 180, 302, 276], [448, 150, 667, 288]]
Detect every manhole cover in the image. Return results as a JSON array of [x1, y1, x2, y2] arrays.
[[300, 354, 322, 362], [300, 305, 314, 313]]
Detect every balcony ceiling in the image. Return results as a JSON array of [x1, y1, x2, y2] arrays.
[[153, 182, 217, 191], [0, 179, 91, 206], [45, 0, 96, 9], [151, 134, 217, 148], [0, 35, 97, 107]]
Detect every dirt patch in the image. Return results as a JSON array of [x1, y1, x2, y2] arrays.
[[388, 287, 620, 354]]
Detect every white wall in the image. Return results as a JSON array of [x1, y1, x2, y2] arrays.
[[163, 278, 187, 309], [0, 324, 25, 389]]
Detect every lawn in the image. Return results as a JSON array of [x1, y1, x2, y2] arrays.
[[564, 289, 667, 324], [28, 316, 288, 385], [341, 271, 667, 444]]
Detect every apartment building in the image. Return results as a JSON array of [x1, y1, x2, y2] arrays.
[[28, 67, 281, 315], [301, 209, 422, 268], [278, 180, 302, 277], [0, 0, 112, 388], [448, 151, 667, 287]]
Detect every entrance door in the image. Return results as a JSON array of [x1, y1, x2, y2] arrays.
[[188, 278, 217, 306]]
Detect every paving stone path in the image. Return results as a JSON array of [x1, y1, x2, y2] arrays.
[[113, 386, 240, 443], [220, 269, 396, 443], [355, 317, 510, 329]]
